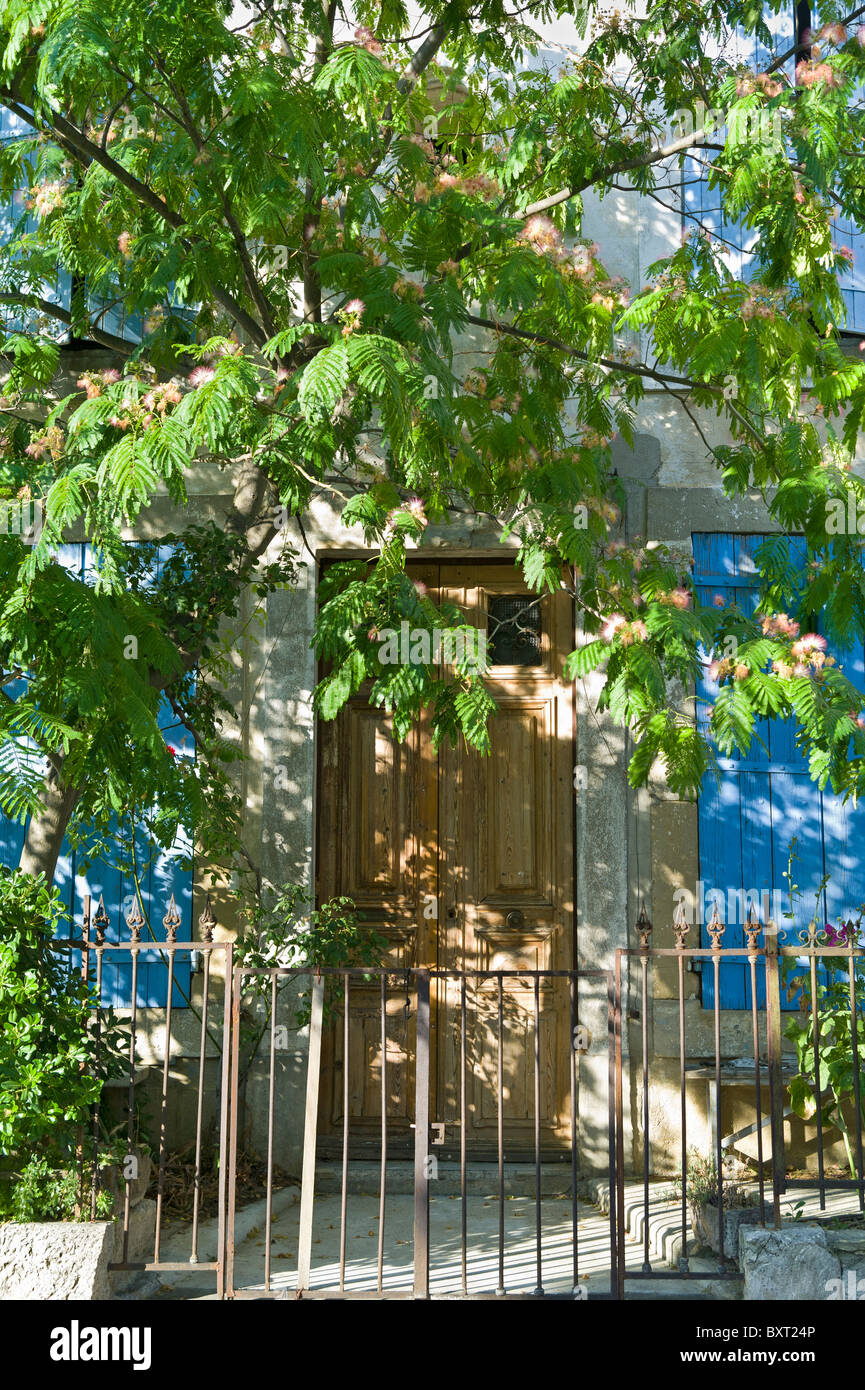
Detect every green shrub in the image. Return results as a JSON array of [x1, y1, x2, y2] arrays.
[[9, 1155, 114, 1222], [0, 868, 103, 1164]]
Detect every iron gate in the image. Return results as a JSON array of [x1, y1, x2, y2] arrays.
[[224, 965, 620, 1299]]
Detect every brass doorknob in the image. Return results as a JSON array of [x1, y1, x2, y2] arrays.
[[506, 910, 524, 929]]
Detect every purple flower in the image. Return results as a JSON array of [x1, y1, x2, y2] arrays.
[[825, 921, 860, 946]]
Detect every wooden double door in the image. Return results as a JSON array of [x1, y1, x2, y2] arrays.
[[316, 562, 575, 1155]]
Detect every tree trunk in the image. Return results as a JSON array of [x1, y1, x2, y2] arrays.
[[18, 760, 82, 881]]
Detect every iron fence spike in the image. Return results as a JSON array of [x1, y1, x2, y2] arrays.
[[199, 894, 217, 943]]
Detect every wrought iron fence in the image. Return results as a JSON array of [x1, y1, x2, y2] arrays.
[[58, 892, 233, 1296], [36, 890, 865, 1300], [615, 903, 865, 1295]]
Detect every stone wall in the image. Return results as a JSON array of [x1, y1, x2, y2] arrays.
[[741, 1224, 865, 1300]]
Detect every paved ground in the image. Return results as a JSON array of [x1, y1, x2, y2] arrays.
[[150, 1193, 735, 1299], [154, 1190, 612, 1298], [148, 1171, 864, 1301]]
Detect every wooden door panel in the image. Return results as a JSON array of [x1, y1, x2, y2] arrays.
[[333, 706, 421, 925], [317, 560, 575, 1152], [348, 708, 404, 894], [437, 569, 575, 1149], [474, 925, 556, 975], [317, 701, 423, 1138], [329, 997, 416, 1129], [470, 997, 558, 1126], [475, 700, 554, 907], [317, 564, 438, 1143]]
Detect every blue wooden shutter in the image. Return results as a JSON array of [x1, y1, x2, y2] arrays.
[[694, 533, 865, 1009], [0, 542, 193, 1007]]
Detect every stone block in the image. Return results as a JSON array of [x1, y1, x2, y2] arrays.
[[0, 1220, 114, 1300], [740, 1224, 841, 1300], [100, 1148, 153, 1210], [691, 1198, 766, 1256], [827, 1229, 865, 1296]]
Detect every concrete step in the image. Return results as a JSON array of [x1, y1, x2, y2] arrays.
[[584, 1178, 745, 1298], [315, 1160, 579, 1197], [586, 1177, 693, 1270]]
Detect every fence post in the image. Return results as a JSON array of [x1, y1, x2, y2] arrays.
[[297, 975, 325, 1293], [413, 969, 431, 1299], [764, 920, 786, 1228], [75, 895, 91, 1219], [216, 939, 233, 1300], [224, 958, 242, 1297], [614, 949, 625, 1300]]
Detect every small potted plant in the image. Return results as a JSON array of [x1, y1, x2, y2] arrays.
[[675, 1150, 765, 1256]]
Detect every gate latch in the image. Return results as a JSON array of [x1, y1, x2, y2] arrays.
[[431, 1123, 446, 1145]]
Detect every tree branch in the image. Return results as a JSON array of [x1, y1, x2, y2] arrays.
[[0, 91, 268, 348], [465, 311, 704, 389], [151, 54, 278, 339], [464, 312, 767, 447], [302, 3, 339, 325], [0, 293, 135, 355], [766, 3, 865, 74], [452, 132, 724, 264]]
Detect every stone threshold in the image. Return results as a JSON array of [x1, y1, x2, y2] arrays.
[[314, 1159, 578, 1197]]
